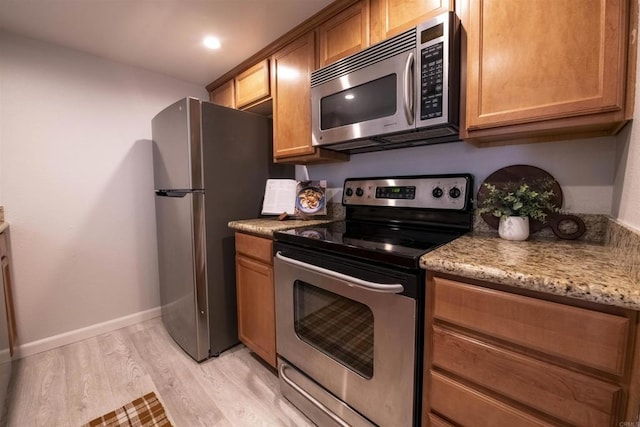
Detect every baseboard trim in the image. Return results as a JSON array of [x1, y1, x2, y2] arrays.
[[15, 306, 162, 359]]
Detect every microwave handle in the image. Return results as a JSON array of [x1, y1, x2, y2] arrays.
[[403, 51, 415, 125], [275, 251, 404, 294]]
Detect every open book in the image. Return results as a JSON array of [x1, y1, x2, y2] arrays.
[[262, 179, 327, 216]]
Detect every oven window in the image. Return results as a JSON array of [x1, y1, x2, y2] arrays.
[[293, 281, 374, 379], [320, 74, 397, 130]]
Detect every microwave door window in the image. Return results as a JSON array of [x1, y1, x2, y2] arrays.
[[320, 74, 397, 130]]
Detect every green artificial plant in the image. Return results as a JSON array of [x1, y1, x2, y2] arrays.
[[478, 179, 559, 222]]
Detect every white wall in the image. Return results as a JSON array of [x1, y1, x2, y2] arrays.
[[613, 57, 640, 232], [307, 137, 617, 215], [0, 31, 208, 351]]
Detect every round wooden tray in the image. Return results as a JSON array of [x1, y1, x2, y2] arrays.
[[476, 165, 563, 233]]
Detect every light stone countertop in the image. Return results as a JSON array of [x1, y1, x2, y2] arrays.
[[420, 232, 640, 310], [228, 217, 337, 237]]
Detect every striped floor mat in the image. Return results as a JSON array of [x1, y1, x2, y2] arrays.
[[83, 392, 173, 427]]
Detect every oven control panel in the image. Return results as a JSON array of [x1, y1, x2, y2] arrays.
[[343, 174, 472, 210]]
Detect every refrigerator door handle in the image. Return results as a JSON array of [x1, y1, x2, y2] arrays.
[[155, 190, 204, 197]]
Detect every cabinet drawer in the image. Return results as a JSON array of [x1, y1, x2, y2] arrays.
[[433, 326, 622, 427], [0, 233, 7, 258], [433, 277, 631, 375], [430, 371, 553, 427], [235, 233, 273, 264], [428, 413, 454, 427]]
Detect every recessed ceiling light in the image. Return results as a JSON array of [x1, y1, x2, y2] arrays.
[[203, 36, 221, 50]]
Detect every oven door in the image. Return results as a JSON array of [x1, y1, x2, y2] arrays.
[[311, 49, 416, 148], [274, 248, 417, 427]]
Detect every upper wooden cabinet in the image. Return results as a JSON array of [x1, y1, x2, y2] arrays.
[[317, 0, 371, 68], [271, 32, 349, 163], [272, 32, 317, 159], [462, 0, 632, 144], [209, 79, 235, 109], [370, 0, 454, 43], [235, 59, 271, 109], [209, 60, 270, 111]]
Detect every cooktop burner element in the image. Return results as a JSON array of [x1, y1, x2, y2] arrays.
[[274, 174, 474, 269]]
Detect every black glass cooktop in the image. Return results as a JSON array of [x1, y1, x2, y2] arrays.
[[274, 220, 463, 269]]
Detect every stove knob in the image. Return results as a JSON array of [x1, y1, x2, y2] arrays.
[[355, 187, 364, 197], [449, 187, 461, 198], [432, 187, 443, 198], [345, 188, 353, 197]]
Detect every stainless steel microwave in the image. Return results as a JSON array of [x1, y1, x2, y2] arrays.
[[311, 12, 460, 154]]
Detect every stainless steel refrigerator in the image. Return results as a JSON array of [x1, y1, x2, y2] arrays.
[[152, 97, 292, 361]]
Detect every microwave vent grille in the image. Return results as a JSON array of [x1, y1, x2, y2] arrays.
[[311, 28, 416, 87]]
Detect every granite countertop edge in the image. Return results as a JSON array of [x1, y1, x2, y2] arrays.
[[420, 233, 640, 311], [228, 217, 337, 237]]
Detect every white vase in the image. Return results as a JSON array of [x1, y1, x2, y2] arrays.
[[498, 216, 530, 241]]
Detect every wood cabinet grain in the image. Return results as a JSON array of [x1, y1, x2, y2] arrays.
[[433, 277, 631, 375], [0, 232, 16, 358], [423, 274, 640, 426], [432, 326, 622, 427], [235, 59, 270, 109], [370, 0, 453, 43], [462, 0, 631, 144], [271, 32, 316, 159], [234, 233, 276, 368], [271, 31, 348, 164], [209, 79, 235, 109], [430, 371, 553, 427], [317, 0, 370, 68]]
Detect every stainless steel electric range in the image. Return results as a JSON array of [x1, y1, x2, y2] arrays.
[[273, 174, 474, 427]]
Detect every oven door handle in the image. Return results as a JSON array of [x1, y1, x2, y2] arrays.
[[279, 362, 351, 427], [275, 252, 404, 294]]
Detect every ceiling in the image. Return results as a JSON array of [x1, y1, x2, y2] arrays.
[[0, 0, 335, 86]]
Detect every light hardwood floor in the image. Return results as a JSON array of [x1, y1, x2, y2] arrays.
[[4, 317, 314, 426]]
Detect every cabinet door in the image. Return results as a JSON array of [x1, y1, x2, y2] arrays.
[[0, 234, 15, 357], [271, 32, 317, 159], [465, 0, 627, 132], [370, 0, 453, 43], [318, 0, 370, 68], [235, 59, 270, 109], [235, 254, 276, 368], [209, 80, 235, 109]]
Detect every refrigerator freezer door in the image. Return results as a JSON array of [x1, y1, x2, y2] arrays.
[[152, 98, 203, 191], [155, 190, 209, 361]]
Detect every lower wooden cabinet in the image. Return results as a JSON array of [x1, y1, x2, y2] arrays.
[[0, 231, 16, 358], [234, 232, 276, 368], [424, 274, 640, 426], [0, 229, 14, 427]]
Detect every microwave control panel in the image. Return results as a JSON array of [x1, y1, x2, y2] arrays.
[[420, 42, 444, 120], [416, 12, 459, 126]]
